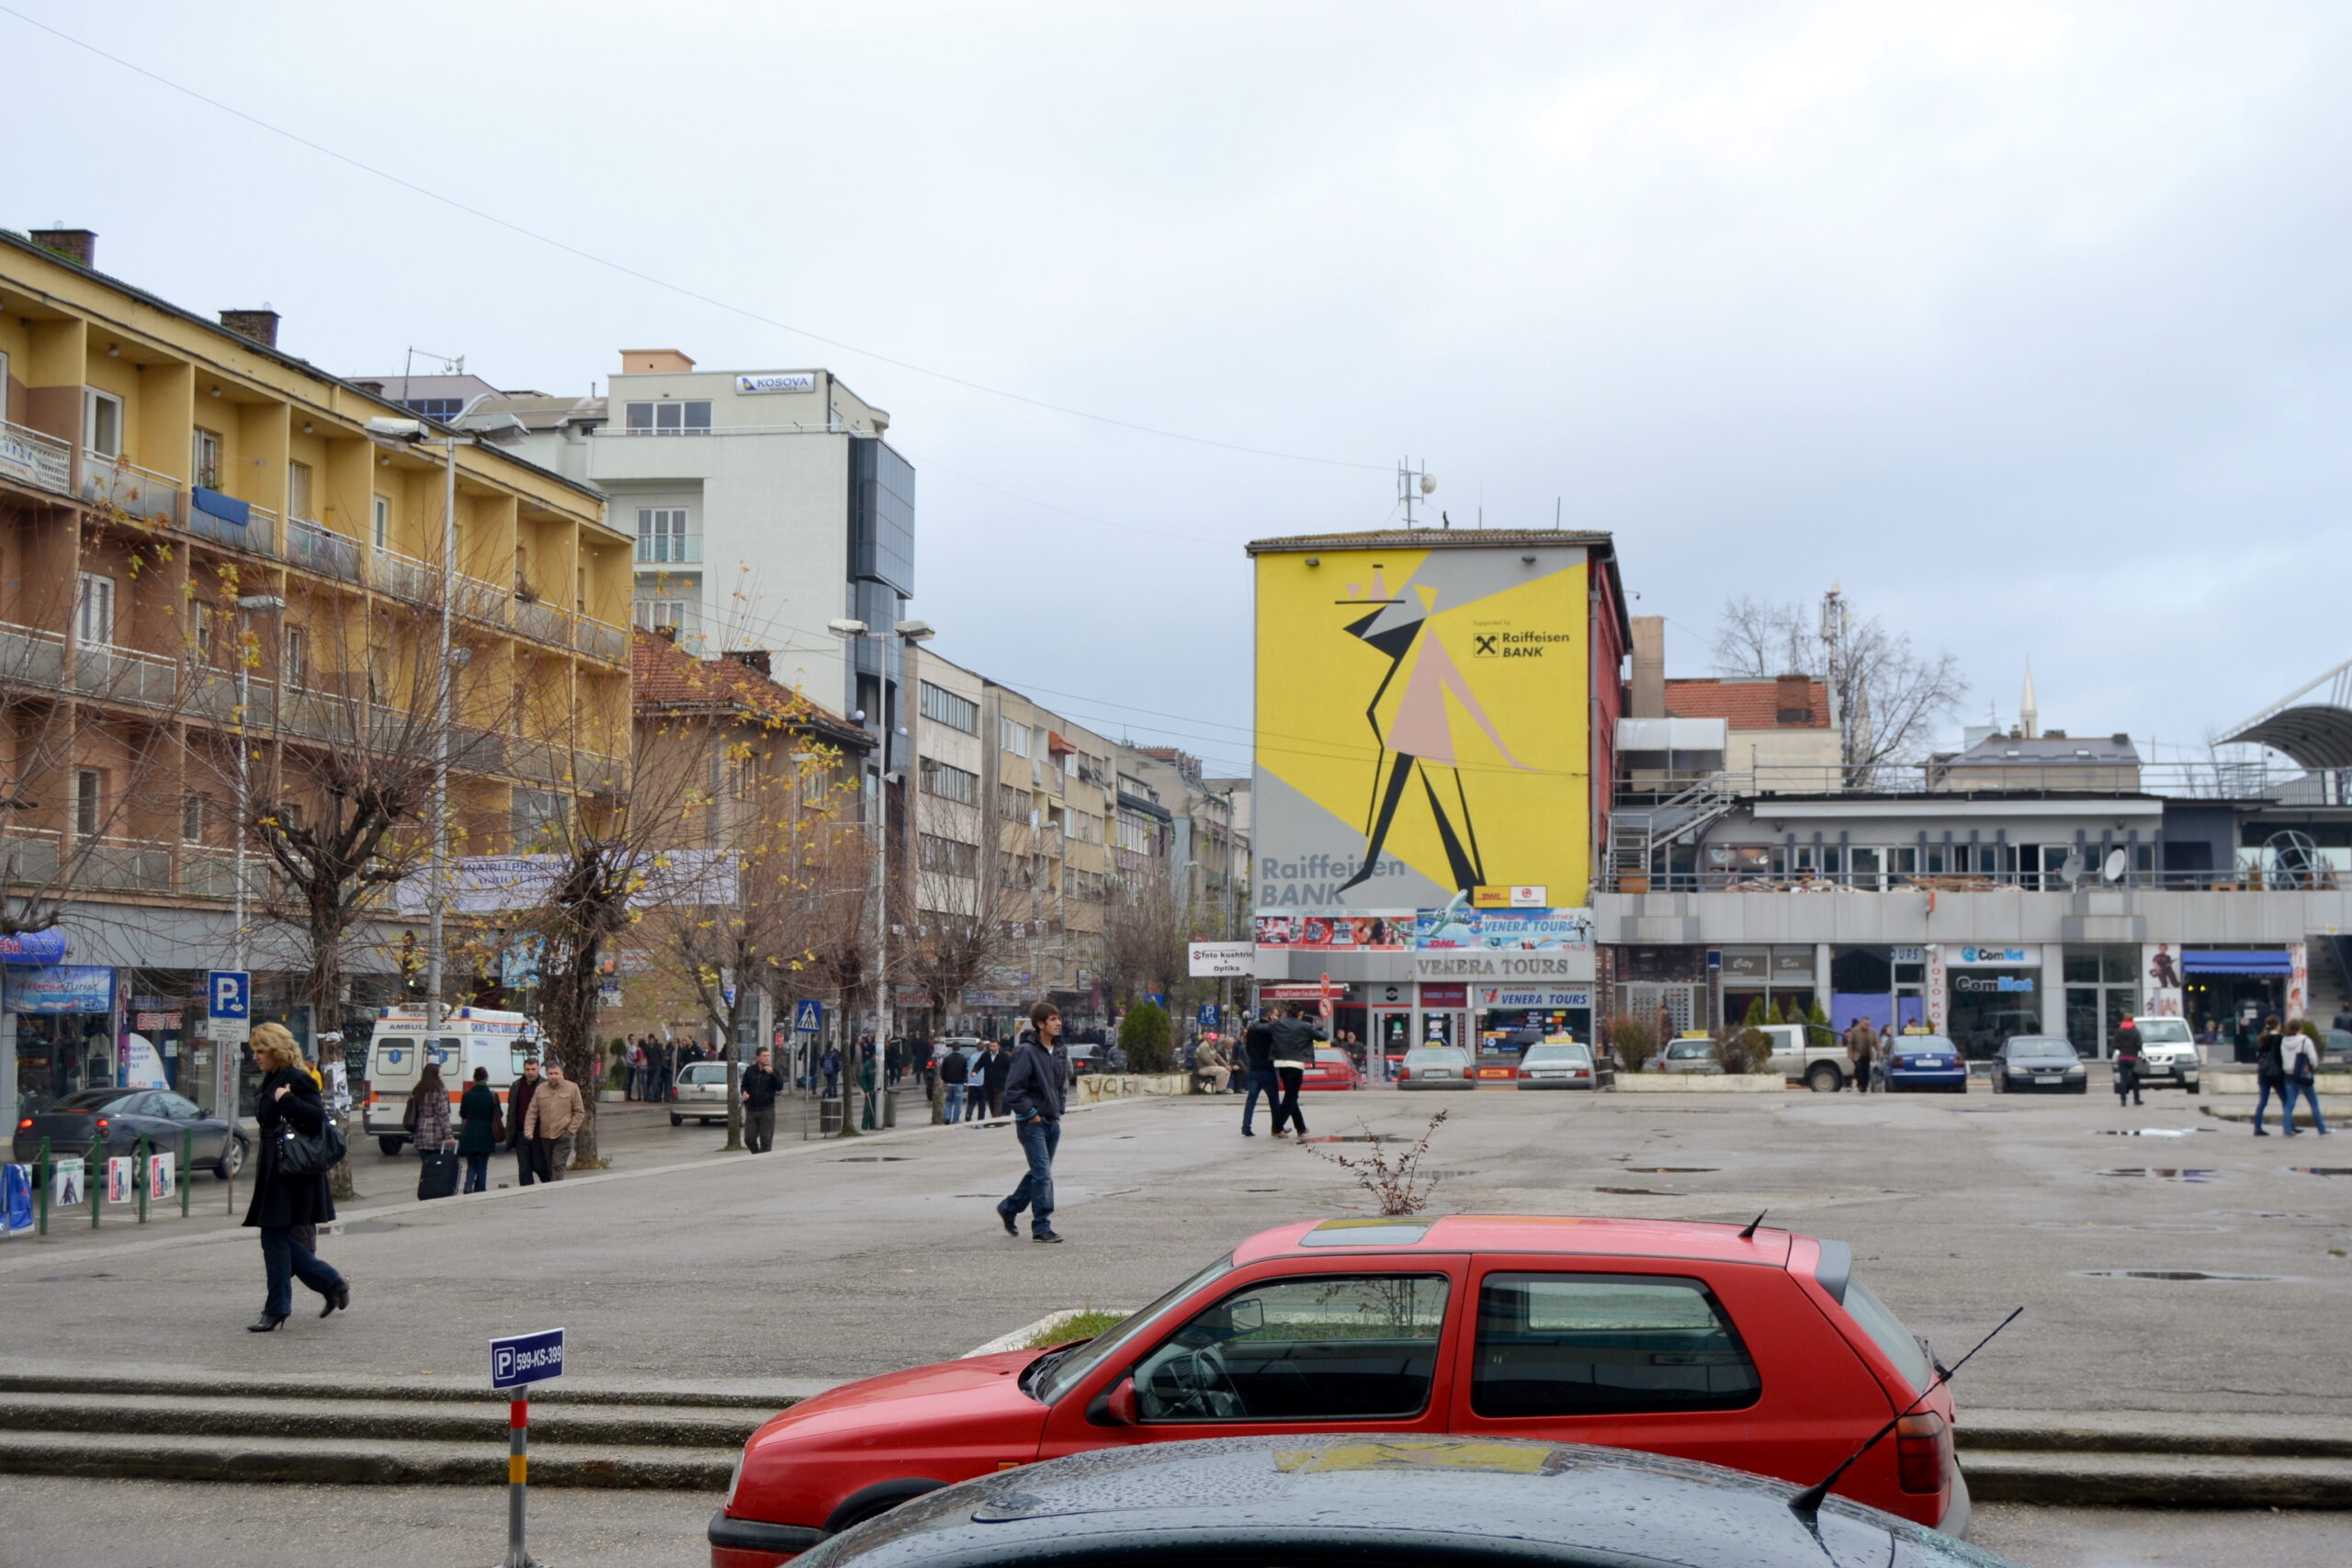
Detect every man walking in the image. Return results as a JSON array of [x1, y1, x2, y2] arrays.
[[741, 1046, 784, 1152], [1239, 1010, 1277, 1135], [1269, 1005, 1324, 1136], [523, 1060, 587, 1181], [2112, 1013, 2144, 1107], [939, 1043, 968, 1122], [820, 1043, 842, 1100], [1844, 1018, 1878, 1094], [507, 1056, 544, 1187], [981, 1036, 1013, 1118], [996, 1002, 1068, 1243]]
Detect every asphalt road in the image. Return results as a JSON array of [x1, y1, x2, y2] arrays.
[[1, 1478, 2346, 1568], [2, 1084, 2346, 1416]]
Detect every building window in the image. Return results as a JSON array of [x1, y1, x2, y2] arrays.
[[85, 390, 123, 457], [182, 793, 207, 841], [75, 573, 115, 647], [919, 681, 978, 735], [288, 459, 314, 522], [74, 770, 101, 838], [633, 599, 690, 632], [636, 508, 694, 563], [921, 758, 978, 806], [401, 397, 465, 423], [623, 400, 712, 435], [283, 626, 308, 691], [373, 494, 390, 550], [997, 783, 1028, 821], [920, 834, 978, 878], [1000, 717, 1030, 758], [192, 427, 223, 491]]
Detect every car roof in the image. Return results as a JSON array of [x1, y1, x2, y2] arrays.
[[794, 1435, 1993, 1568], [1232, 1213, 1795, 1269]]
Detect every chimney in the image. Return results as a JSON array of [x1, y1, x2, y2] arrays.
[[619, 348, 696, 374], [1775, 673, 1812, 725], [30, 229, 96, 267], [723, 649, 772, 678], [1629, 615, 1666, 718], [220, 309, 280, 349]]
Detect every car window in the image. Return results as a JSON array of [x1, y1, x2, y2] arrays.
[[682, 1064, 729, 1084], [1135, 1274, 1451, 1423], [1037, 1254, 1237, 1404], [157, 1093, 202, 1120], [61, 1089, 134, 1111], [426, 1036, 461, 1069], [113, 1092, 161, 1117], [1471, 1272, 1759, 1418], [1315, 1049, 1348, 1065], [2008, 1040, 2075, 1061], [372, 1037, 416, 1075], [1668, 1042, 1712, 1059], [1524, 1046, 1589, 1064], [510, 1043, 536, 1075], [1839, 1277, 1934, 1396], [2134, 1019, 2193, 1044]]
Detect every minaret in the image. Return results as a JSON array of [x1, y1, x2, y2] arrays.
[[2020, 661, 2040, 740]]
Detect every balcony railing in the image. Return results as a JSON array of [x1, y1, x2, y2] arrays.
[[513, 597, 571, 649], [74, 641, 182, 709], [0, 621, 66, 687], [81, 452, 182, 525], [454, 574, 508, 626], [0, 420, 74, 497], [375, 547, 435, 603], [1614, 760, 2336, 805], [576, 617, 628, 664], [635, 536, 703, 565], [285, 516, 364, 583], [187, 493, 281, 558]]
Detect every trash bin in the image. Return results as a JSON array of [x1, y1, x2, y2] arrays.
[[819, 1097, 843, 1136], [881, 1089, 898, 1129]]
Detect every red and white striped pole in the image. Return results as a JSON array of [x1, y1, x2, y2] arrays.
[[505, 1396, 537, 1568]]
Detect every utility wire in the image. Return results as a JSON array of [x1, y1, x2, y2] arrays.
[[0, 4, 1388, 476]]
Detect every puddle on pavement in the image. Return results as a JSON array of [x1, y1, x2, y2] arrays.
[[2096, 1168, 2220, 1181], [2091, 1128, 2211, 1136], [1624, 1167, 1720, 1172], [2073, 1269, 2290, 1282], [2288, 1168, 2352, 1177], [2206, 1211, 2321, 1221], [2030, 1220, 2230, 1234], [1595, 1186, 1683, 1196], [1301, 1134, 1396, 1145], [833, 1156, 914, 1163]]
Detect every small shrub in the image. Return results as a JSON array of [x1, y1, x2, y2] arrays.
[[1608, 1014, 1658, 1073], [1120, 1001, 1173, 1073], [1019, 1308, 1127, 1348], [1713, 1028, 1771, 1076], [1301, 1111, 1451, 1215], [1742, 996, 1769, 1030]]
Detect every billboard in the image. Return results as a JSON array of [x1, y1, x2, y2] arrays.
[[1253, 541, 1591, 913]]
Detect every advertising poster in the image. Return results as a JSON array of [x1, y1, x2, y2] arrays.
[[121, 1032, 168, 1089], [1253, 543, 1593, 915], [1413, 906, 1594, 951], [1, 1165, 29, 1233], [4, 964, 116, 1014], [1254, 914, 1411, 951], [148, 1151, 175, 1202], [52, 1156, 84, 1207], [2141, 943, 2185, 1019], [106, 1157, 132, 1205]]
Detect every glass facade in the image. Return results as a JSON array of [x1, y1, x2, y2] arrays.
[[2063, 944, 2137, 1058], [848, 436, 916, 596]]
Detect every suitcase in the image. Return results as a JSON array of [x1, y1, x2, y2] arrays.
[[417, 1147, 460, 1201]]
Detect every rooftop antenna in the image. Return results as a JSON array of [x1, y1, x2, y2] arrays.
[[1737, 1211, 1769, 1240], [1398, 459, 1435, 528], [1555, 496, 1562, 530]]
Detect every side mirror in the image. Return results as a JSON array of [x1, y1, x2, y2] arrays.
[[1227, 1299, 1264, 1335], [1088, 1375, 1138, 1427]]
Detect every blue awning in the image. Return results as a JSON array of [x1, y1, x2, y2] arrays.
[[2181, 950, 2293, 976], [191, 486, 250, 527]]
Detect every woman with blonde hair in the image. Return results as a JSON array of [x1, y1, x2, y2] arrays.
[[242, 1021, 348, 1331]]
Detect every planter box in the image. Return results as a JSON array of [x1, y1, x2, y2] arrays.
[[2208, 1069, 2350, 1096], [1073, 1072, 1191, 1102], [1613, 1073, 1785, 1094], [596, 1089, 627, 1102]]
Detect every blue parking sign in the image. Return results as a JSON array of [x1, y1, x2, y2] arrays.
[[491, 1326, 566, 1390], [206, 970, 250, 1021]]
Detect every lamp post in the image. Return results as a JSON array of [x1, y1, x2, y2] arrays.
[[824, 615, 933, 1128], [230, 593, 286, 973]]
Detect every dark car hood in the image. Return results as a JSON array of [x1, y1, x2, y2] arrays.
[[797, 1435, 2018, 1568]]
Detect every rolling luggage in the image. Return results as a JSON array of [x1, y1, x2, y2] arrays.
[[417, 1145, 460, 1201]]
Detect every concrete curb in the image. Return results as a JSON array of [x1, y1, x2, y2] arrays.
[[961, 1308, 1136, 1359]]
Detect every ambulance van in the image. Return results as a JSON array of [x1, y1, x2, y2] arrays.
[[362, 1007, 544, 1155]]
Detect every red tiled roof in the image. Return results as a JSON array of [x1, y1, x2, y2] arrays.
[[1664, 676, 1829, 729], [630, 630, 871, 749]]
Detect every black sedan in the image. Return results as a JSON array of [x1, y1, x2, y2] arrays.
[[13, 1088, 248, 1179], [1989, 1036, 2088, 1094], [773, 1435, 2010, 1568]]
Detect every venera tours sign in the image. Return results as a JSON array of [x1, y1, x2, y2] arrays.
[[1411, 952, 1583, 981]]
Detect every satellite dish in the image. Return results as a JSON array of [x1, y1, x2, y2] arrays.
[[1419, 473, 1437, 496], [2101, 849, 2127, 883]]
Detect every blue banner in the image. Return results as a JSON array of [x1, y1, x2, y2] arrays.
[[0, 931, 67, 965], [6, 964, 114, 1013], [1, 1166, 31, 1233]]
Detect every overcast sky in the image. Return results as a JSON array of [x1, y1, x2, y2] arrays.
[[10, 2, 2349, 777]]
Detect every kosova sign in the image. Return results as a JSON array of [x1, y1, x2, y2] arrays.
[[1251, 541, 1595, 914]]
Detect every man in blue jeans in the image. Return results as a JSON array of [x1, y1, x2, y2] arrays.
[[1238, 1010, 1278, 1136], [996, 1002, 1068, 1243]]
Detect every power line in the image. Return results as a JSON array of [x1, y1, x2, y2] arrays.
[[0, 5, 1388, 476]]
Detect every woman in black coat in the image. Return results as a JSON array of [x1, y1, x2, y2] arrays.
[[243, 1024, 349, 1331]]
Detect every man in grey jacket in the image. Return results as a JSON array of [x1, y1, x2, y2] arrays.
[[1269, 1006, 1326, 1137], [995, 1002, 1069, 1243]]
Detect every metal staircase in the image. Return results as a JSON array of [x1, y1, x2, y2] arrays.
[[1608, 773, 1741, 891]]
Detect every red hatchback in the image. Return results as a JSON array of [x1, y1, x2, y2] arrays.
[[1299, 1046, 1362, 1091], [709, 1215, 1966, 1566]]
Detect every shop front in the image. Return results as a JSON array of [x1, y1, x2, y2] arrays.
[[1475, 984, 1594, 1047], [2062, 944, 2141, 1059], [6, 964, 119, 1113], [1417, 983, 1466, 1050], [2181, 946, 2301, 1034], [1938, 944, 2046, 1060], [1827, 946, 1928, 1035], [1720, 945, 1817, 1029]]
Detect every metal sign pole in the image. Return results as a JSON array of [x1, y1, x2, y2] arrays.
[[489, 1325, 562, 1568], [505, 1395, 535, 1568]]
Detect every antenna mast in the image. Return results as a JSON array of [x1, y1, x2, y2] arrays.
[[1397, 459, 1436, 528]]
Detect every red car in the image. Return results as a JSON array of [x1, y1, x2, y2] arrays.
[[708, 1215, 1965, 1566], [1298, 1046, 1361, 1091]]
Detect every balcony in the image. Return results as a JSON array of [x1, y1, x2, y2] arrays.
[[185, 489, 281, 558], [0, 621, 66, 688], [634, 536, 703, 566], [81, 453, 182, 526], [454, 574, 508, 626], [576, 617, 627, 664], [373, 547, 435, 604], [74, 641, 182, 709], [0, 421, 74, 497], [285, 516, 364, 583], [513, 597, 571, 649]]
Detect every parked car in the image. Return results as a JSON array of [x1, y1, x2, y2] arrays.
[[1396, 1045, 1477, 1089], [709, 1214, 1969, 1567], [1753, 1021, 1853, 1091], [1656, 1038, 1723, 1074], [1516, 1040, 1600, 1089], [774, 1434, 2013, 1568], [2321, 1030, 2352, 1070], [2126, 1017, 2200, 1092], [1990, 1036, 2086, 1094], [1300, 1047, 1361, 1091], [1884, 1035, 1968, 1094], [673, 1061, 736, 1125], [13, 1087, 248, 1179], [1067, 1043, 1102, 1077], [927, 1037, 983, 1074]]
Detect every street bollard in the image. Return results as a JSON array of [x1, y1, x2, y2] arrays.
[[34, 1138, 48, 1236], [180, 1130, 192, 1218], [89, 1144, 101, 1229], [505, 1396, 537, 1568], [136, 1134, 149, 1224]]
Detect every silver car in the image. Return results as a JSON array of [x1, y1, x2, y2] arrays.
[[671, 1061, 733, 1126], [1656, 1038, 1724, 1074], [1398, 1045, 1476, 1090], [2127, 1016, 2201, 1092], [1515, 1041, 1599, 1090]]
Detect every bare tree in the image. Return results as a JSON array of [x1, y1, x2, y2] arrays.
[[1712, 590, 1966, 775], [1097, 862, 1193, 1014], [899, 780, 1035, 1041]]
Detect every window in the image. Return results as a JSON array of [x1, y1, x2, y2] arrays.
[[1838, 1277, 1933, 1395], [919, 681, 978, 735], [1471, 1272, 1759, 1418], [85, 389, 123, 457], [636, 508, 694, 563], [372, 495, 390, 550], [920, 834, 978, 878], [192, 427, 223, 491], [1133, 1274, 1450, 1422], [997, 782, 1028, 821], [1000, 717, 1030, 758], [1066, 809, 1103, 846], [196, 613, 215, 662], [288, 459, 314, 522], [75, 573, 115, 646], [401, 397, 464, 423], [633, 599, 690, 632], [282, 626, 308, 691], [920, 759, 978, 806], [623, 400, 712, 435], [182, 793, 206, 841], [74, 769, 101, 837]]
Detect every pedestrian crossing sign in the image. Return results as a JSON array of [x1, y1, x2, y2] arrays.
[[793, 998, 823, 1034]]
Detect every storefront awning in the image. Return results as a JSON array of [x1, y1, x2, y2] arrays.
[[2181, 950, 2292, 976]]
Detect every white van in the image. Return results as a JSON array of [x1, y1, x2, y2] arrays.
[[361, 1007, 544, 1155]]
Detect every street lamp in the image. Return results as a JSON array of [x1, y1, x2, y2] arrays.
[[231, 593, 285, 974], [825, 615, 934, 1127]]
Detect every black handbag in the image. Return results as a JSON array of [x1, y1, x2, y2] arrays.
[[277, 1116, 346, 1178]]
